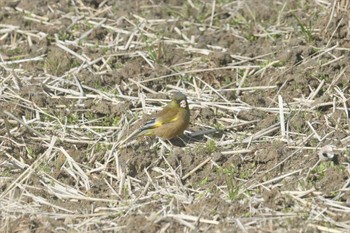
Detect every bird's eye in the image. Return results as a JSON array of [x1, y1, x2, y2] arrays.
[[180, 100, 187, 108]]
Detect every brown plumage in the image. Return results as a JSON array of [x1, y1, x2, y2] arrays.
[[137, 92, 190, 140]]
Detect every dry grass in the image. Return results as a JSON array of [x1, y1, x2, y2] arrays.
[[1, 0, 350, 232]]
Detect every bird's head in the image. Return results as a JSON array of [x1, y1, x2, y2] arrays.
[[170, 92, 188, 109]]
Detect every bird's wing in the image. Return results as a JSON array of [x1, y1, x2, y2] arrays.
[[154, 105, 179, 125], [139, 106, 178, 132]]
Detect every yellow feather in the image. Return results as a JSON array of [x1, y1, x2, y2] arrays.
[[135, 92, 190, 140]]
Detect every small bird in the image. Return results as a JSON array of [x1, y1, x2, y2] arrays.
[[135, 92, 190, 140]]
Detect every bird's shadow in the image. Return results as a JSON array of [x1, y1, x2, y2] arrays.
[[169, 129, 224, 147]]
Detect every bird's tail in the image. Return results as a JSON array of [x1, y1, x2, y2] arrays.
[[136, 118, 160, 137], [118, 118, 157, 147]]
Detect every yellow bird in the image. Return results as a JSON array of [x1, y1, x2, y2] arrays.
[[136, 92, 190, 140]]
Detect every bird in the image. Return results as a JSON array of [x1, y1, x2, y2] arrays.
[[134, 92, 190, 140]]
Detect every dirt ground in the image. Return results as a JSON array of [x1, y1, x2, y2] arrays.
[[1, 0, 350, 232]]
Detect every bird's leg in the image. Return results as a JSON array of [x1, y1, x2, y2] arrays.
[[158, 138, 172, 151], [176, 133, 189, 145]]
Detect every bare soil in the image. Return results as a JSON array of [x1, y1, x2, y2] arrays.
[[1, 0, 350, 232]]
